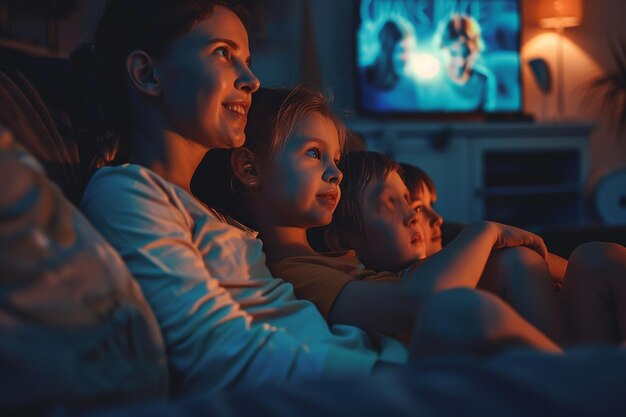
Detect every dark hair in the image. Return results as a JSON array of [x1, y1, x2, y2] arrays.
[[398, 162, 436, 197], [364, 20, 404, 90], [327, 151, 400, 244], [90, 0, 248, 168], [192, 85, 346, 227], [365, 20, 413, 90]]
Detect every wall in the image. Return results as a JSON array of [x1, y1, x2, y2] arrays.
[[8, 0, 626, 187], [521, 0, 626, 186]]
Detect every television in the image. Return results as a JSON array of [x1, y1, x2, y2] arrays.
[[356, 0, 522, 116]]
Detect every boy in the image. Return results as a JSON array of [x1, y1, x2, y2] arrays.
[[320, 151, 563, 342]]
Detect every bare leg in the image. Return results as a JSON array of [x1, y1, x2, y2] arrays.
[[561, 242, 626, 345], [477, 247, 566, 344], [410, 288, 561, 357]]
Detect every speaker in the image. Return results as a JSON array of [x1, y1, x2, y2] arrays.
[[592, 168, 626, 225], [528, 58, 552, 94]]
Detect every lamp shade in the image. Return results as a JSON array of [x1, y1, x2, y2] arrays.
[[539, 0, 583, 28]]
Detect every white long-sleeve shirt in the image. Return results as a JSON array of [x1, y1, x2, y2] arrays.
[[81, 164, 407, 395]]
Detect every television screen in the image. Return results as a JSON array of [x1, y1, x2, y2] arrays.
[[356, 0, 522, 115]]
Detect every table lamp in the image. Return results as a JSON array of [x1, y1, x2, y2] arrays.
[[538, 0, 583, 118]]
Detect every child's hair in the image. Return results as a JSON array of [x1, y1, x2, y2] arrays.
[[439, 13, 485, 53], [192, 85, 346, 225], [90, 0, 248, 168], [399, 162, 436, 198], [243, 85, 346, 168], [326, 151, 401, 248]]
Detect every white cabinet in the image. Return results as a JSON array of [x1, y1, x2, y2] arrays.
[[348, 120, 592, 229]]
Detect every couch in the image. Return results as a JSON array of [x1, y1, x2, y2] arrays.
[[2, 45, 626, 417]]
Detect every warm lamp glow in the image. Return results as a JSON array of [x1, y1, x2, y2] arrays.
[[539, 0, 583, 29], [537, 0, 584, 119]]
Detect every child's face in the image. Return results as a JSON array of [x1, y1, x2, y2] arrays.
[[351, 170, 426, 272], [410, 184, 443, 257], [446, 41, 477, 81], [260, 112, 342, 228], [155, 5, 259, 150]]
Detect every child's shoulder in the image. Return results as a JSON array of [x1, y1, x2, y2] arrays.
[[272, 250, 359, 275], [291, 250, 357, 265]]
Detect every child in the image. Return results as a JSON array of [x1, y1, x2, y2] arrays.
[[399, 161, 568, 282], [198, 86, 561, 352], [398, 162, 626, 345], [331, 154, 626, 345], [324, 151, 564, 343], [398, 162, 443, 258]]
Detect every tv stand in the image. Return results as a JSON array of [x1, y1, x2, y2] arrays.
[[484, 112, 534, 122], [348, 119, 594, 230]]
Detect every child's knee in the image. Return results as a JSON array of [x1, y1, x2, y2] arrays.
[[499, 246, 546, 270], [412, 288, 501, 354], [483, 247, 552, 292], [565, 242, 626, 294], [569, 242, 626, 271]]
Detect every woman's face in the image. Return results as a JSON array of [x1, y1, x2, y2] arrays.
[[156, 5, 260, 150]]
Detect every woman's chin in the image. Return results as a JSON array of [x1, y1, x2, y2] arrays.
[[228, 132, 246, 148], [214, 134, 245, 150]]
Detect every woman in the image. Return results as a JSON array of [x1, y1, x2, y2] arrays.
[[80, 0, 410, 397]]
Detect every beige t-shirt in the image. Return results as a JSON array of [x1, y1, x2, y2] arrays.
[[270, 251, 400, 319]]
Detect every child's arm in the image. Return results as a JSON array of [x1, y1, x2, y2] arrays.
[[330, 221, 548, 335], [547, 253, 567, 289], [402, 220, 548, 293]]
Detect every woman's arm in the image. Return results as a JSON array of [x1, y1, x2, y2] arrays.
[[81, 167, 379, 394]]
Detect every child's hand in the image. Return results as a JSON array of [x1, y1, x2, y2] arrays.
[[487, 221, 549, 261]]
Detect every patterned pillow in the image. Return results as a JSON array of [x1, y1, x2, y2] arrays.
[[0, 126, 168, 414]]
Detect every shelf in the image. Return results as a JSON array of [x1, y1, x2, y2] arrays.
[[349, 119, 595, 140], [483, 149, 580, 187], [478, 184, 580, 197], [485, 193, 583, 230], [362, 122, 590, 226]]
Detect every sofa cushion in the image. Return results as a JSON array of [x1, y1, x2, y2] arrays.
[[0, 48, 97, 206], [0, 126, 168, 415]]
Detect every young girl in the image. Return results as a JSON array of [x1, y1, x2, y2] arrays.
[[400, 162, 626, 345], [197, 85, 561, 352]]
